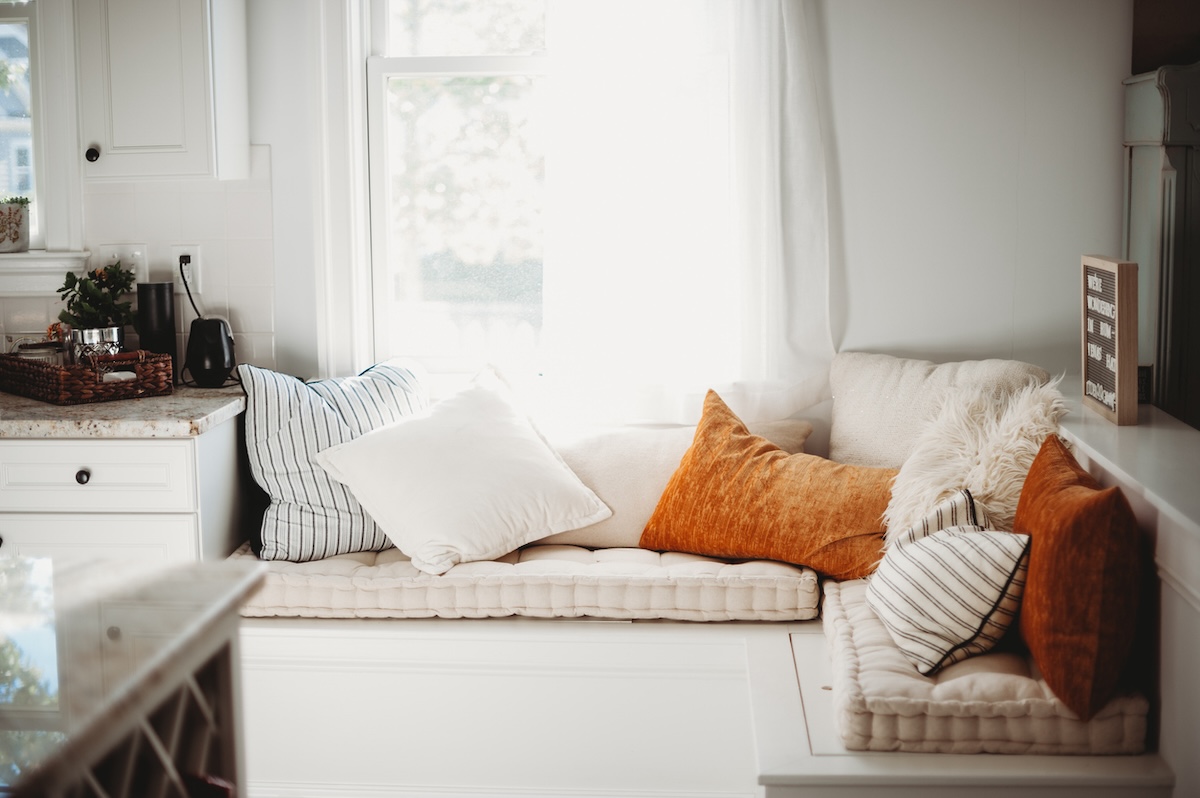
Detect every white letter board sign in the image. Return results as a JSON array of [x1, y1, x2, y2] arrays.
[[1081, 255, 1137, 425]]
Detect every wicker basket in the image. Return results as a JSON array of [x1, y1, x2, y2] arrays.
[[0, 350, 173, 405]]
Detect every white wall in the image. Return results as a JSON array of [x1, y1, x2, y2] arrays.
[[244, 0, 369, 381], [246, 0, 326, 380], [817, 0, 1132, 376]]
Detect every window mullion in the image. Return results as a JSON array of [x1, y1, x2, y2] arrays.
[[373, 55, 547, 78]]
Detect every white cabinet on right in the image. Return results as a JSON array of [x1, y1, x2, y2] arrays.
[[74, 0, 249, 180], [1123, 60, 1200, 430]]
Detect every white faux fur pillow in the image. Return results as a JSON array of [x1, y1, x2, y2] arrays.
[[884, 378, 1065, 537]]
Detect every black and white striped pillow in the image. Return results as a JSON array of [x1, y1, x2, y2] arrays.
[[886, 488, 989, 549], [866, 526, 1030, 674], [239, 360, 428, 562]]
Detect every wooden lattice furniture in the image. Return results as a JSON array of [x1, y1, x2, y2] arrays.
[[0, 557, 263, 797]]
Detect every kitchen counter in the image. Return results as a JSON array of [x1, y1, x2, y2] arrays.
[[0, 385, 245, 438], [0, 555, 265, 796]]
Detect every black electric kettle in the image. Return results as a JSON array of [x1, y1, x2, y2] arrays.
[[183, 317, 235, 388]]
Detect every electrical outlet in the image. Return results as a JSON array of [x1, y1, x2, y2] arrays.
[[171, 245, 202, 296], [96, 243, 149, 282]]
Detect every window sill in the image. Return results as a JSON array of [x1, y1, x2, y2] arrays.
[[0, 251, 90, 295]]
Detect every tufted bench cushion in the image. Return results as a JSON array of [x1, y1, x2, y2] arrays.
[[823, 579, 1148, 754], [232, 543, 820, 622]]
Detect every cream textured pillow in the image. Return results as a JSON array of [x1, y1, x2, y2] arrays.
[[540, 419, 813, 548], [884, 379, 1066, 534], [830, 352, 1051, 469], [314, 374, 611, 575], [867, 526, 1030, 674]]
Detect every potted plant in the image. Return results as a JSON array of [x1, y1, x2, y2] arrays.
[[0, 196, 30, 253], [57, 261, 137, 358]]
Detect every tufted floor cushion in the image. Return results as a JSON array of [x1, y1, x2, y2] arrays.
[[232, 543, 820, 622], [823, 579, 1148, 754]]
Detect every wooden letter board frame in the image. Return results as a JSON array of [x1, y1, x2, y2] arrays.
[[1081, 255, 1138, 425]]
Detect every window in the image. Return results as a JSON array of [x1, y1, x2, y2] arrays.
[[366, 1, 834, 423], [0, 2, 38, 245], [368, 2, 547, 379]]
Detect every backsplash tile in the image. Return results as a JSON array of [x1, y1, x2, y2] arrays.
[[0, 145, 276, 371], [2, 295, 57, 336]]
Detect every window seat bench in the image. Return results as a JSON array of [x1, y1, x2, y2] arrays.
[[231, 355, 1195, 797]]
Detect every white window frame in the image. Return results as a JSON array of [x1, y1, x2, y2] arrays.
[[0, 0, 88, 293], [364, 52, 547, 377], [0, 1, 41, 245]]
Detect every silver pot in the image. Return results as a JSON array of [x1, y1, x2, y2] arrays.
[[70, 326, 125, 362]]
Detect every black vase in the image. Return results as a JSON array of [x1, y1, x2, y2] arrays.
[[136, 282, 177, 382], [185, 317, 236, 388]]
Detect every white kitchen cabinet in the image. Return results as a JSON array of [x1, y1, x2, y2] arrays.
[[1123, 61, 1200, 430], [0, 389, 249, 564], [74, 0, 249, 180]]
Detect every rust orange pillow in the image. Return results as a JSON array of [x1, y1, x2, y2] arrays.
[[1015, 435, 1141, 720], [639, 391, 896, 580]]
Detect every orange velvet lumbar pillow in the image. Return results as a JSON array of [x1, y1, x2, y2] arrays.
[[639, 390, 896, 580], [1015, 435, 1141, 720]]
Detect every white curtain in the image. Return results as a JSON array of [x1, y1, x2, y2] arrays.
[[534, 0, 833, 425]]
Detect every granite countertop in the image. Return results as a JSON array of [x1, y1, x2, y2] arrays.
[[0, 385, 246, 438]]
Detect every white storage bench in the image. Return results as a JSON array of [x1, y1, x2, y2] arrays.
[[239, 615, 805, 797], [233, 542, 1171, 798], [236, 610, 1172, 798]]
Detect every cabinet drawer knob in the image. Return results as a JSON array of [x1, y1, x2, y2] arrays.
[[106, 626, 121, 641], [85, 146, 100, 162], [75, 469, 91, 485]]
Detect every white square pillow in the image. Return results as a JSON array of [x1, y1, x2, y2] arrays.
[[867, 527, 1030, 674], [314, 374, 612, 575], [540, 418, 813, 548], [239, 360, 429, 562]]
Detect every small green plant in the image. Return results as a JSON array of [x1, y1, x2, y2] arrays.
[[0, 196, 29, 206], [57, 261, 137, 330]]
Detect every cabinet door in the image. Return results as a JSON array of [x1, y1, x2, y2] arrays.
[[0, 513, 199, 562], [75, 0, 215, 178]]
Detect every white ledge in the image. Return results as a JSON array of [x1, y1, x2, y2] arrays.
[[1058, 377, 1200, 538], [0, 250, 91, 295], [1058, 374, 1200, 614]]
